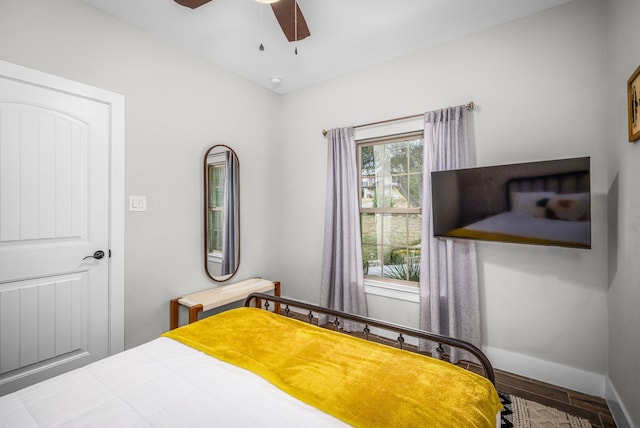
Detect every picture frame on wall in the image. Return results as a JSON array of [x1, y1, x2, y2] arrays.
[[628, 65, 640, 142]]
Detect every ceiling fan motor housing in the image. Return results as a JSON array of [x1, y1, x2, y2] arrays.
[[174, 0, 212, 9]]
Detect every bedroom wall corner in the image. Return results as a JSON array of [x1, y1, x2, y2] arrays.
[[606, 378, 636, 428], [605, 0, 640, 426]]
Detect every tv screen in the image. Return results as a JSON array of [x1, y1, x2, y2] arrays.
[[431, 157, 591, 249]]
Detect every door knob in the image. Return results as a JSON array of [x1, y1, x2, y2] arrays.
[[83, 250, 105, 260]]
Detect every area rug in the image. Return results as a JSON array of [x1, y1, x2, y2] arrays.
[[499, 392, 592, 428]]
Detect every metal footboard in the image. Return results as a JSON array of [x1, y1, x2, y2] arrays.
[[244, 292, 496, 385]]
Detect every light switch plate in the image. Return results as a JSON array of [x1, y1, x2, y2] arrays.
[[129, 195, 147, 211]]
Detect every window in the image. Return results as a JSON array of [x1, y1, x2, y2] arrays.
[[358, 133, 424, 285], [207, 162, 225, 254]]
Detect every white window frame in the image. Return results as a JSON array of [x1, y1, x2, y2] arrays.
[[357, 131, 424, 289], [355, 119, 425, 301], [206, 154, 226, 258]]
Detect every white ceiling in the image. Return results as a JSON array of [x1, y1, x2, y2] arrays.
[[81, 0, 570, 94]]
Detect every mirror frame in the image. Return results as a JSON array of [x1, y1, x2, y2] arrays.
[[203, 144, 240, 282]]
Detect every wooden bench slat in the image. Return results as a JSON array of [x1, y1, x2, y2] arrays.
[[170, 278, 280, 330]]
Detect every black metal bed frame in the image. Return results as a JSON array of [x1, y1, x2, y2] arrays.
[[244, 292, 496, 385]]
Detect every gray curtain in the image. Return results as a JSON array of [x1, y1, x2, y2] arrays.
[[221, 150, 239, 276], [419, 106, 481, 363], [320, 127, 367, 330]]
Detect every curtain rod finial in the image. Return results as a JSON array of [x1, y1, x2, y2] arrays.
[[322, 129, 328, 136], [465, 101, 475, 110]]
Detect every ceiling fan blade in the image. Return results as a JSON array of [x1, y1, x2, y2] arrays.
[[174, 0, 212, 9], [271, 0, 310, 42]]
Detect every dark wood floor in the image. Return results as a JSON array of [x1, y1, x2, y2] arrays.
[[458, 360, 616, 428]]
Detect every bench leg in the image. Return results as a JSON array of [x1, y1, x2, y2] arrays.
[[188, 304, 204, 324], [170, 298, 180, 330]]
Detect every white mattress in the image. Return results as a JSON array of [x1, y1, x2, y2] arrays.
[[0, 337, 348, 428]]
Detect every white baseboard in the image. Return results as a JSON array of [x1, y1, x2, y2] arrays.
[[484, 346, 605, 397], [605, 378, 635, 428]]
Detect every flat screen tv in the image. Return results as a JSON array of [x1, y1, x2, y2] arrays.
[[431, 157, 591, 249]]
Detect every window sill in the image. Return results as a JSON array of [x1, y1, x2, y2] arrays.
[[363, 279, 419, 303]]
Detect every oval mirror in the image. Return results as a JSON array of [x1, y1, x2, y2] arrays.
[[204, 144, 239, 282]]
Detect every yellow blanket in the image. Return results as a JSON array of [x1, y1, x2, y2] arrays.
[[163, 307, 502, 428]]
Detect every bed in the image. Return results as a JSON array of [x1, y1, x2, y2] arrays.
[[446, 170, 591, 248], [0, 293, 502, 428]]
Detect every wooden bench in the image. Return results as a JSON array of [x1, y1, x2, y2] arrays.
[[170, 278, 280, 330]]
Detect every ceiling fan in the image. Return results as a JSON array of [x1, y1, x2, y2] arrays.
[[173, 0, 310, 43]]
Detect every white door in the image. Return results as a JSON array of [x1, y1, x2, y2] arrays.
[[0, 61, 124, 395]]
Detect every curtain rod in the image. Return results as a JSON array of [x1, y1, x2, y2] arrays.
[[321, 101, 476, 137]]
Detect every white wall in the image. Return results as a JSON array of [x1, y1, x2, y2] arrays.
[[0, 0, 282, 347], [606, 0, 640, 425], [278, 0, 610, 393]]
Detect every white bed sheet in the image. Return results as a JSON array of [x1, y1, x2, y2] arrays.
[[0, 337, 348, 428], [463, 211, 590, 246]]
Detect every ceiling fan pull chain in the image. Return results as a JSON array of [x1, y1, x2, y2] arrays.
[[259, 3, 265, 51], [294, 0, 298, 55]]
